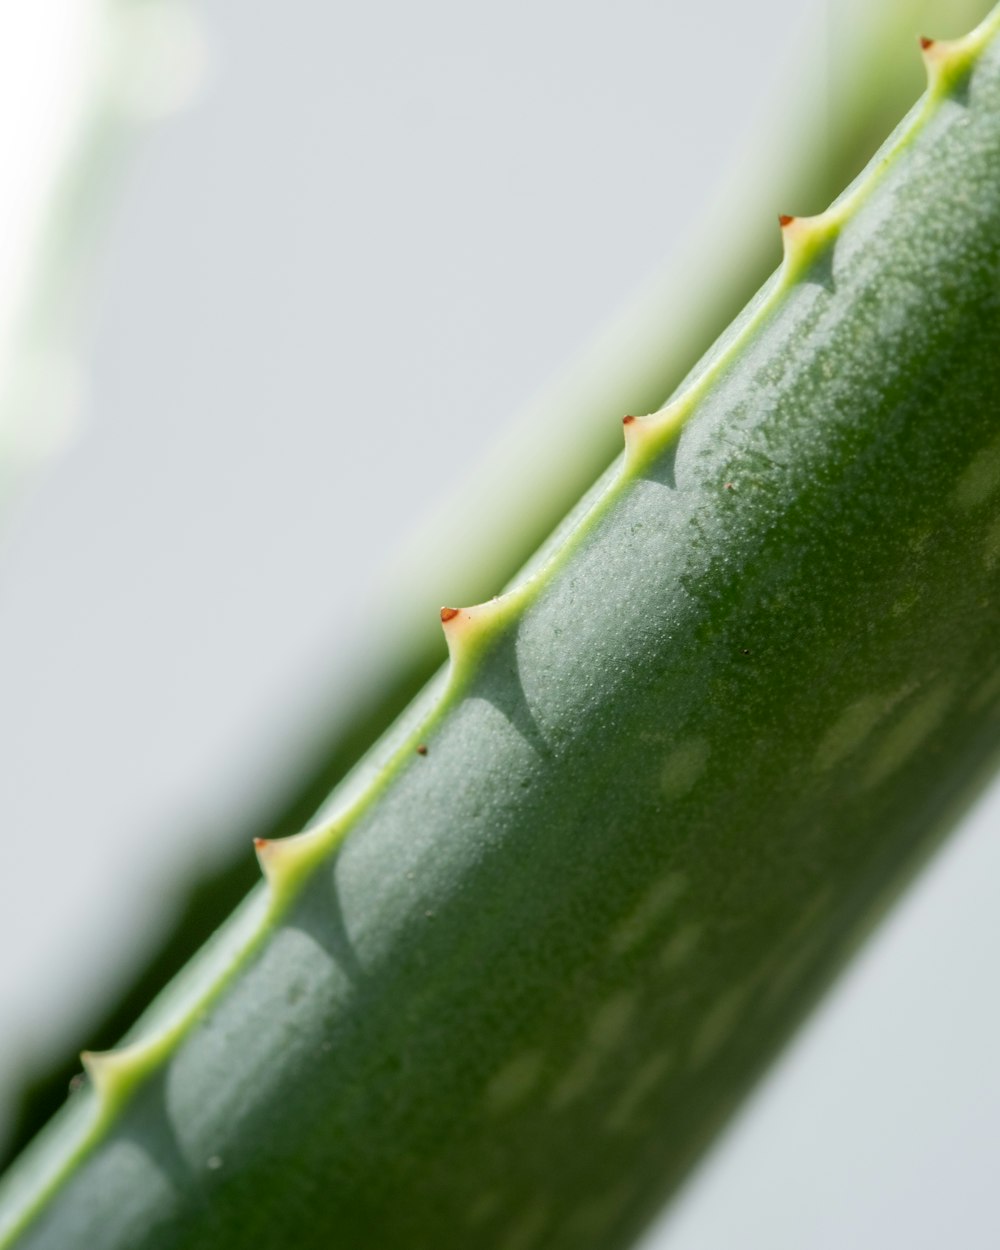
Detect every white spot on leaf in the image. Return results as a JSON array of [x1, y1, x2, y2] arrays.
[[549, 990, 637, 1110], [863, 680, 955, 788], [689, 984, 752, 1069], [813, 685, 912, 771], [609, 873, 687, 956], [606, 1052, 674, 1133], [660, 738, 710, 801], [983, 513, 1000, 569], [483, 1050, 544, 1115], [660, 922, 702, 972], [549, 1050, 600, 1110], [589, 990, 638, 1050], [954, 433, 1000, 509]]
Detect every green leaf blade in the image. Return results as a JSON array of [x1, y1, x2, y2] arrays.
[[5, 11, 1000, 1250]]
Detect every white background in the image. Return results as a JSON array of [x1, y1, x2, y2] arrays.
[[1, 2, 998, 1247]]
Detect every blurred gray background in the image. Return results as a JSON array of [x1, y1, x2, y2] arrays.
[[1, 1, 998, 1246]]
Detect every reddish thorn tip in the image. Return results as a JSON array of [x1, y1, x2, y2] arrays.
[[778, 214, 795, 228], [724, 482, 735, 491], [253, 837, 268, 850], [416, 744, 428, 756], [440, 606, 460, 623], [920, 36, 934, 50], [622, 414, 637, 426]]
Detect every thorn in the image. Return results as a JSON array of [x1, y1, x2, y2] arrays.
[[621, 411, 658, 470], [619, 399, 691, 475], [778, 208, 841, 281], [919, 29, 980, 97], [80, 1041, 152, 1108], [440, 602, 496, 633], [723, 482, 735, 491], [919, 34, 944, 82], [80, 1050, 109, 1092], [416, 744, 428, 756], [253, 837, 276, 874], [439, 595, 515, 669], [254, 827, 329, 898]]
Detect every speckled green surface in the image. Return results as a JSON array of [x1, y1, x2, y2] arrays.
[[4, 15, 1000, 1250]]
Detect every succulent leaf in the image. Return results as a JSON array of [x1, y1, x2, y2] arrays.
[[4, 6, 1000, 1249]]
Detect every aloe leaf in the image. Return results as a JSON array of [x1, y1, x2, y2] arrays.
[[10, 0, 993, 1179], [5, 8, 1000, 1250]]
